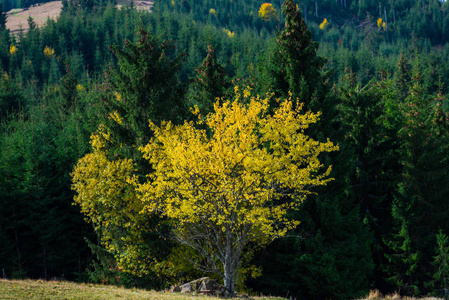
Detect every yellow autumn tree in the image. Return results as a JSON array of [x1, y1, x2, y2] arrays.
[[43, 45, 55, 58], [136, 87, 338, 295], [9, 45, 18, 55], [258, 3, 277, 21], [319, 18, 329, 30], [377, 18, 386, 29], [223, 28, 235, 38]]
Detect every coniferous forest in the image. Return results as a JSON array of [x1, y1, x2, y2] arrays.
[[1, 0, 449, 298]]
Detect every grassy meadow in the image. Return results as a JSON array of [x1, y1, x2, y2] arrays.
[[0, 279, 446, 300], [0, 279, 285, 300]]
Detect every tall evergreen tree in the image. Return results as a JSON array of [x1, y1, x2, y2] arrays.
[[338, 70, 402, 292], [100, 29, 186, 161], [249, 5, 374, 297], [0, 3, 7, 31], [187, 44, 230, 114], [270, 0, 330, 111], [385, 63, 449, 296], [395, 54, 412, 101]]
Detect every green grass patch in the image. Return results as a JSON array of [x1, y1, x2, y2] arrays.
[[0, 279, 285, 300]]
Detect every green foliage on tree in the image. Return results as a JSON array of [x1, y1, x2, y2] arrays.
[[270, 0, 331, 111], [395, 54, 412, 101], [385, 63, 449, 296], [187, 44, 230, 114], [100, 29, 186, 160], [431, 231, 449, 296], [0, 3, 7, 31], [0, 74, 23, 120]]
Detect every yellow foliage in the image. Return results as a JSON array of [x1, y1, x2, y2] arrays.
[[72, 128, 154, 276], [137, 87, 338, 241], [43, 46, 55, 58], [377, 18, 383, 27], [209, 8, 216, 16], [377, 18, 386, 29], [9, 45, 17, 55], [258, 3, 277, 21], [76, 84, 84, 91], [72, 87, 338, 284], [109, 111, 123, 125], [223, 28, 235, 38], [319, 18, 329, 30], [114, 91, 122, 101]]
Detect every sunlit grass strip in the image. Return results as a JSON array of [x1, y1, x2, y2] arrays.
[[0, 279, 285, 300]]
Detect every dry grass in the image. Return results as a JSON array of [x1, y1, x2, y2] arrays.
[[0, 279, 284, 300], [359, 289, 444, 300]]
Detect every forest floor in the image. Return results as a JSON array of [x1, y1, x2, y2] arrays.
[[5, 0, 153, 34], [0, 279, 283, 300]]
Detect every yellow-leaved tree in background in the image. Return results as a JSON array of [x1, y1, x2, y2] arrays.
[[135, 87, 338, 295], [377, 18, 386, 29], [319, 18, 329, 30], [258, 3, 277, 21]]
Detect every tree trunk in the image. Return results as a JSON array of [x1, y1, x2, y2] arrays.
[[223, 235, 236, 296], [223, 261, 235, 296]]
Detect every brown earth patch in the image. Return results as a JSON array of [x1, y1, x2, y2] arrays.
[[6, 0, 153, 34], [6, 1, 62, 34]]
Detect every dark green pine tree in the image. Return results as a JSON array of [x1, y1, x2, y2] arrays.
[[337, 70, 403, 293], [0, 3, 7, 31], [430, 230, 449, 296], [60, 64, 78, 108], [385, 64, 449, 296], [0, 102, 94, 280], [395, 53, 412, 102], [0, 75, 23, 120], [101, 29, 186, 162], [187, 44, 230, 114], [249, 59, 373, 300], [250, 3, 374, 298], [270, 0, 331, 111]]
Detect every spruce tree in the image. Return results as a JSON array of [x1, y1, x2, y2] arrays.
[[187, 44, 230, 114], [250, 7, 374, 296], [431, 231, 449, 296], [395, 53, 412, 101], [338, 70, 401, 292], [270, 0, 330, 111], [0, 3, 7, 31], [385, 63, 449, 296], [101, 29, 186, 161]]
